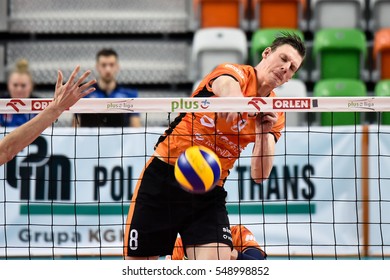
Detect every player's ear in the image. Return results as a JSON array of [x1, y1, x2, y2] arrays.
[[262, 47, 272, 59]]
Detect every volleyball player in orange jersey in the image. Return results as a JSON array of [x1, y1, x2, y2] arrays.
[[169, 225, 267, 260], [125, 32, 306, 260]]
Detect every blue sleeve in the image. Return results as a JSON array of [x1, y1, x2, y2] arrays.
[[127, 89, 138, 98]]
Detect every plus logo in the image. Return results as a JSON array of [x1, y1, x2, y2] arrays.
[[200, 99, 210, 109], [248, 97, 266, 111], [6, 136, 71, 200], [6, 99, 26, 112]]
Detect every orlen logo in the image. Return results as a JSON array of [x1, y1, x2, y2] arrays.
[[6, 99, 26, 112], [32, 100, 55, 111], [248, 97, 266, 111], [273, 98, 311, 110]]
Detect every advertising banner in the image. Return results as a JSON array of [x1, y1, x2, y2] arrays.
[[0, 126, 364, 257]]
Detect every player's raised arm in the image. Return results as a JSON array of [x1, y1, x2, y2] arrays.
[[251, 112, 278, 183], [0, 65, 96, 166]]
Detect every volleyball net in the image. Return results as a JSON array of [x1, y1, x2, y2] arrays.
[[0, 96, 390, 259]]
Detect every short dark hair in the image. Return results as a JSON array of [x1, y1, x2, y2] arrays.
[[270, 31, 306, 59], [96, 48, 118, 61]]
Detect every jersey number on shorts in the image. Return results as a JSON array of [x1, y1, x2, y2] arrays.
[[129, 229, 138, 250]]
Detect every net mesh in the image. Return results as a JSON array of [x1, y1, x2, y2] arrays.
[[0, 96, 390, 259]]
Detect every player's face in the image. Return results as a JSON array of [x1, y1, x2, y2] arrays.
[[96, 55, 119, 83], [7, 73, 33, 98], [261, 44, 303, 88]]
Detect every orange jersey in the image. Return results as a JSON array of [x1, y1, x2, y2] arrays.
[[155, 63, 285, 186], [231, 225, 261, 252], [170, 225, 263, 260]]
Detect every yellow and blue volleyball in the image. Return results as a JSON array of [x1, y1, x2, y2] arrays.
[[174, 146, 221, 194]]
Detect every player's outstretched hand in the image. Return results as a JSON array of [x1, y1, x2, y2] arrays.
[[52, 65, 96, 112]]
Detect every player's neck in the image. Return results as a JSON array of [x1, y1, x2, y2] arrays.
[[254, 66, 272, 97], [98, 79, 117, 94], [256, 82, 273, 97]]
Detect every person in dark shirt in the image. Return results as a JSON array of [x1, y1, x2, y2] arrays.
[[0, 59, 37, 127], [76, 48, 141, 127]]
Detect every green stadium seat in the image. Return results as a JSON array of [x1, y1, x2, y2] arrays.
[[312, 28, 367, 81], [374, 80, 390, 125], [250, 28, 306, 79], [313, 79, 367, 126]]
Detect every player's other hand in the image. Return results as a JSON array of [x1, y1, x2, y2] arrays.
[[53, 65, 97, 112], [255, 112, 278, 134]]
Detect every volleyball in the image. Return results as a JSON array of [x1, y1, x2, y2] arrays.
[[174, 146, 222, 194]]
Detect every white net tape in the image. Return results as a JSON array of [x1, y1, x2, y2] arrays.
[[0, 97, 386, 114]]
